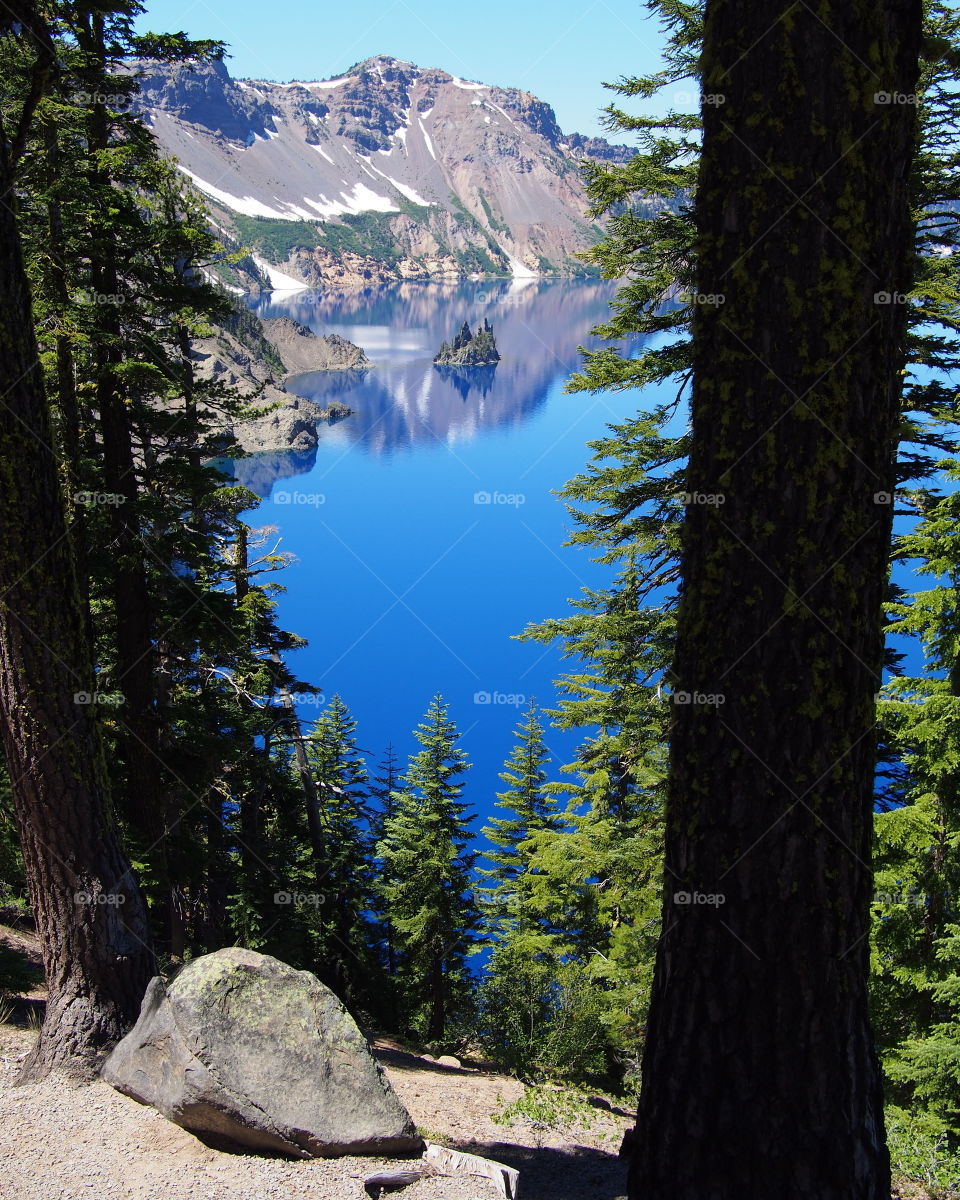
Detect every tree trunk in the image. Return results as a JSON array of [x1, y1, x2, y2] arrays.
[[0, 78, 155, 1080], [630, 1, 921, 1196], [427, 951, 446, 1043]]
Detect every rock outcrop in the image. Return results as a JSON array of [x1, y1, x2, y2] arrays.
[[260, 317, 371, 374], [190, 310, 367, 453], [190, 325, 325, 454], [102, 948, 422, 1158]]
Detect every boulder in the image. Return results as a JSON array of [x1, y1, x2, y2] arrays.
[[102, 948, 422, 1159]]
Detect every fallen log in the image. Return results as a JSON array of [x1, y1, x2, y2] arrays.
[[424, 1142, 520, 1199]]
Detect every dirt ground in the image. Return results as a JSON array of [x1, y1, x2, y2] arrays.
[[0, 1020, 631, 1200]]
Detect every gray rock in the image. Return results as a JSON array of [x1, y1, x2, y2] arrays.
[[260, 318, 371, 375], [102, 947, 422, 1159]]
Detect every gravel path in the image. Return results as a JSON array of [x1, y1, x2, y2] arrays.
[[0, 1027, 630, 1200]]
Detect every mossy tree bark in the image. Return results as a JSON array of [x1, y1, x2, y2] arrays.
[[0, 4, 155, 1080], [630, 1, 921, 1196]]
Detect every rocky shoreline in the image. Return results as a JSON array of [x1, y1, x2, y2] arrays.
[[191, 311, 366, 455]]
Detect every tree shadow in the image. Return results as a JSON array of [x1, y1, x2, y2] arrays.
[[443, 1138, 628, 1200], [373, 1046, 480, 1076]]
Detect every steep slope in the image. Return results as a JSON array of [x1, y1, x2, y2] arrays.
[[131, 55, 636, 285]]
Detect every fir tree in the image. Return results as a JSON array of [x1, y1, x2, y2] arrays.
[[377, 696, 477, 1043], [304, 695, 381, 1012], [477, 702, 560, 946]]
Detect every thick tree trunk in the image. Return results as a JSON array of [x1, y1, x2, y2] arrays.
[[630, 2, 921, 1196], [0, 112, 155, 1081]]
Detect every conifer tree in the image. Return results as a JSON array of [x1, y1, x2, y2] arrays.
[[304, 695, 381, 1011], [477, 702, 560, 945], [370, 743, 401, 986], [0, 0, 155, 1078], [378, 696, 477, 1043], [874, 478, 960, 1135]]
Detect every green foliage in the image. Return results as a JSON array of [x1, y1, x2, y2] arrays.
[[478, 703, 561, 945], [886, 1106, 960, 1197], [0, 759, 24, 905], [229, 214, 323, 263], [476, 946, 608, 1081], [377, 695, 478, 1042], [491, 1083, 599, 1145], [301, 695, 385, 1016], [476, 189, 510, 235], [315, 212, 403, 266]]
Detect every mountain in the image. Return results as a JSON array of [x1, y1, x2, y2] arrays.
[[131, 55, 636, 287]]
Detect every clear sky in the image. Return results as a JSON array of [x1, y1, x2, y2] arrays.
[[135, 0, 670, 139]]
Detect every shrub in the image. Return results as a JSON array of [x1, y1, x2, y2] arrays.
[[886, 1106, 960, 1198]]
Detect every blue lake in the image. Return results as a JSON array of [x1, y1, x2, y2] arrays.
[[234, 279, 935, 835], [236, 279, 657, 834]]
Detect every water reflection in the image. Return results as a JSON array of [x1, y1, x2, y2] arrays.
[[232, 279, 618, 494]]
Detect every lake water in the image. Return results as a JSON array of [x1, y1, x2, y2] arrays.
[[233, 278, 938, 834], [237, 279, 657, 832]]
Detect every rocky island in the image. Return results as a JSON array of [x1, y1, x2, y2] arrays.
[[433, 319, 500, 366]]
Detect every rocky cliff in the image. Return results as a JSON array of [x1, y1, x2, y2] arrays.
[[130, 55, 640, 286], [191, 312, 366, 453], [260, 318, 371, 374]]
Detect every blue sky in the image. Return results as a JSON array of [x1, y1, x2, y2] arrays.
[[136, 0, 670, 139]]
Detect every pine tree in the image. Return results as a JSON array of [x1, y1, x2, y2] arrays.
[[873, 478, 960, 1134], [627, 0, 921, 1192], [304, 695, 381, 1012], [370, 743, 401, 987], [0, 0, 155, 1078], [378, 696, 477, 1043], [477, 702, 560, 946]]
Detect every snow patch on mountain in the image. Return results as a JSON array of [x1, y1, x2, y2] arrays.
[[507, 256, 539, 279], [252, 256, 310, 291], [366, 162, 430, 206], [417, 120, 436, 160], [178, 166, 300, 220]]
